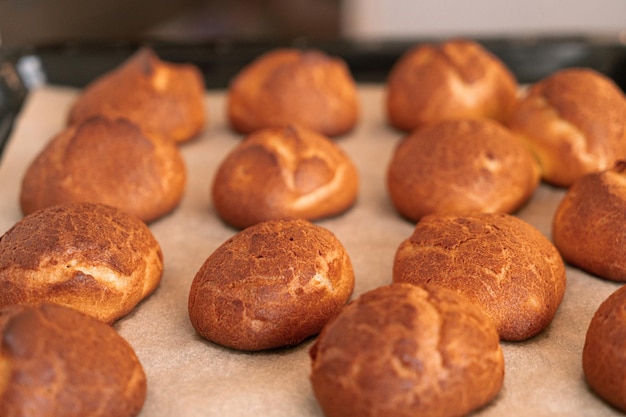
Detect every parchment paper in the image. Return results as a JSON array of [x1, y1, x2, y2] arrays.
[[0, 84, 622, 417]]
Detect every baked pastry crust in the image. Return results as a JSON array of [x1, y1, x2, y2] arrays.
[[507, 68, 626, 187], [386, 118, 540, 221], [0, 202, 163, 323], [386, 39, 518, 132], [0, 303, 147, 417], [583, 285, 626, 412], [212, 124, 359, 229], [188, 218, 354, 351], [552, 161, 626, 281], [227, 48, 359, 136], [68, 47, 206, 143], [20, 115, 187, 223], [309, 283, 504, 417], [393, 212, 566, 341]]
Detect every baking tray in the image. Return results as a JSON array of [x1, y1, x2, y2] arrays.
[[1, 36, 626, 416]]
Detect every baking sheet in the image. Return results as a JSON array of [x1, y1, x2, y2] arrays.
[[0, 84, 622, 417]]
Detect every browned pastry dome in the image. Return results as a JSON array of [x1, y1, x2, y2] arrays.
[[0, 202, 163, 323], [68, 47, 206, 144], [309, 283, 504, 417], [188, 217, 354, 351], [507, 68, 626, 187], [212, 124, 359, 229], [386, 118, 540, 222], [20, 115, 187, 223], [552, 161, 626, 281], [386, 39, 518, 132], [227, 48, 359, 137], [583, 285, 626, 412], [0, 303, 147, 417], [393, 212, 566, 341]]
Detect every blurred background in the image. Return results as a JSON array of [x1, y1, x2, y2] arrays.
[[1, 0, 625, 47]]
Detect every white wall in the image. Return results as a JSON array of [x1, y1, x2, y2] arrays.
[[342, 0, 626, 39]]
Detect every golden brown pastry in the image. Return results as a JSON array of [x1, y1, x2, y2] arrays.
[[552, 161, 626, 281], [227, 48, 359, 137], [583, 285, 626, 412], [20, 115, 187, 223], [507, 68, 626, 187], [0, 303, 147, 417], [0, 202, 163, 324], [386, 39, 518, 132], [309, 283, 504, 417], [68, 47, 206, 144], [393, 212, 566, 341], [188, 217, 354, 351], [212, 124, 359, 229], [386, 118, 540, 222]]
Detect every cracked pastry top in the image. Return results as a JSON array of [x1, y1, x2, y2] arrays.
[[0, 303, 147, 417], [309, 283, 504, 417], [68, 47, 206, 144], [211, 124, 359, 229], [227, 48, 359, 137], [392, 212, 566, 341], [552, 160, 626, 281], [0, 202, 163, 324], [386, 38, 518, 132], [20, 115, 187, 224], [583, 284, 626, 413], [188, 217, 354, 351], [386, 118, 540, 222], [507, 68, 626, 187]]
